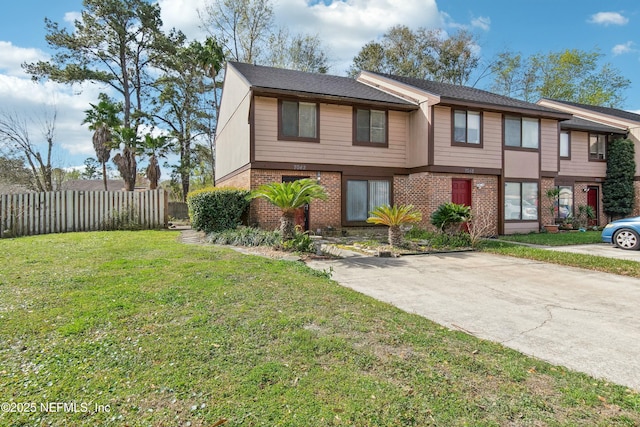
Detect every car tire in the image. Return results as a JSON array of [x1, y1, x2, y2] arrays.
[[613, 229, 640, 250]]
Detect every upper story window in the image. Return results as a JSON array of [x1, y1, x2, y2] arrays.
[[279, 100, 318, 142], [505, 116, 539, 149], [589, 134, 607, 161], [354, 108, 387, 147], [453, 110, 481, 145], [560, 131, 570, 158]]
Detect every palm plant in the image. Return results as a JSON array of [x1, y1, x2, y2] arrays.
[[141, 134, 171, 190], [367, 204, 423, 247], [82, 93, 122, 190], [248, 178, 327, 240]]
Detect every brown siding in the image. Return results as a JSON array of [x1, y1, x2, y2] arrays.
[[540, 119, 559, 173], [504, 150, 539, 179], [407, 106, 429, 167], [559, 131, 606, 177], [432, 106, 502, 169], [253, 97, 408, 168]]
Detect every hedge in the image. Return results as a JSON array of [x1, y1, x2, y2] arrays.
[[187, 187, 250, 233]]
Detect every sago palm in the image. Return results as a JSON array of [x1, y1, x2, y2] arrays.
[[249, 178, 327, 240], [367, 204, 423, 246]]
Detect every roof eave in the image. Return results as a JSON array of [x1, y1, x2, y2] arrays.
[[251, 87, 419, 111], [440, 97, 573, 120]]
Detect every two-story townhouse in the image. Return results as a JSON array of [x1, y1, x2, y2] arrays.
[[215, 62, 573, 235], [538, 99, 640, 223]]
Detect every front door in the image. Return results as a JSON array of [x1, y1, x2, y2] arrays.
[[587, 187, 599, 226], [282, 176, 310, 231], [452, 179, 472, 207], [452, 179, 472, 231]]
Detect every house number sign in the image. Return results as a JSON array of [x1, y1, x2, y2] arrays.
[[293, 164, 307, 170]]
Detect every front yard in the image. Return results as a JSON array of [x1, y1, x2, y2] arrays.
[[1, 231, 639, 426]]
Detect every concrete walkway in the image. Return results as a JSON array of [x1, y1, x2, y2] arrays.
[[306, 251, 640, 391]]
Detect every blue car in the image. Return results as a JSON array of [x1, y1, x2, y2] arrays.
[[602, 216, 640, 250]]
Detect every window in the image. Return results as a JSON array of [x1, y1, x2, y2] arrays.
[[505, 182, 538, 220], [354, 108, 387, 145], [345, 179, 390, 222], [505, 116, 539, 149], [558, 186, 573, 219], [453, 110, 481, 144], [589, 134, 606, 160], [560, 131, 570, 158], [279, 100, 318, 141]]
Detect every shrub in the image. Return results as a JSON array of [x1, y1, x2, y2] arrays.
[[279, 230, 316, 253], [603, 138, 636, 220], [207, 227, 281, 246], [429, 232, 471, 248], [187, 187, 250, 233], [430, 202, 472, 234]]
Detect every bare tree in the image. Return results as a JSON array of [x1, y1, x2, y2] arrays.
[[0, 109, 58, 192], [199, 0, 274, 63]]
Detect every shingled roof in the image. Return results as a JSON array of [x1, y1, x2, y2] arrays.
[[229, 62, 417, 110], [541, 98, 640, 123], [560, 116, 627, 134], [368, 72, 572, 119]]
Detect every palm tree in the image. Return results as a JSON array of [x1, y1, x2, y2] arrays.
[[82, 93, 122, 190], [141, 134, 171, 190], [367, 204, 423, 247], [249, 178, 327, 240]]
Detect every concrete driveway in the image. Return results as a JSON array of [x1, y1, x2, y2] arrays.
[[306, 251, 640, 390]]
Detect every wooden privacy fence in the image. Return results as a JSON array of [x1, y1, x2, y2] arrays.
[[0, 189, 168, 238]]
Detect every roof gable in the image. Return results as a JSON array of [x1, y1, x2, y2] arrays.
[[540, 98, 640, 123], [229, 62, 416, 110], [363, 72, 572, 119]]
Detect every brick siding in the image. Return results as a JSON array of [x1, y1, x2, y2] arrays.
[[396, 172, 499, 235], [249, 169, 342, 232]]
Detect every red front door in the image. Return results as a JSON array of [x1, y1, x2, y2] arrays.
[[452, 179, 472, 232], [587, 187, 599, 226], [452, 179, 472, 207]]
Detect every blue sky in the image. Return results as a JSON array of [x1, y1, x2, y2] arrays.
[[0, 0, 638, 173]]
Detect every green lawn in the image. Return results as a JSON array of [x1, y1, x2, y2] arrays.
[[497, 230, 603, 246], [1, 231, 639, 426]]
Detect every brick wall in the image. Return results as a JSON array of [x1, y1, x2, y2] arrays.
[[249, 169, 342, 231], [396, 172, 499, 235], [540, 178, 556, 225], [634, 182, 640, 217], [217, 169, 251, 189]]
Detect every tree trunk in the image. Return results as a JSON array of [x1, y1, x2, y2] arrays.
[[280, 211, 296, 240], [388, 225, 402, 247], [113, 147, 137, 191], [102, 162, 108, 191]]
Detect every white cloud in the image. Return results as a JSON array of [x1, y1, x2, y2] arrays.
[[0, 74, 105, 164], [588, 12, 629, 26], [471, 16, 491, 31], [64, 11, 82, 24], [0, 41, 48, 77], [612, 41, 635, 55], [158, 0, 208, 40], [274, 0, 444, 73]]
